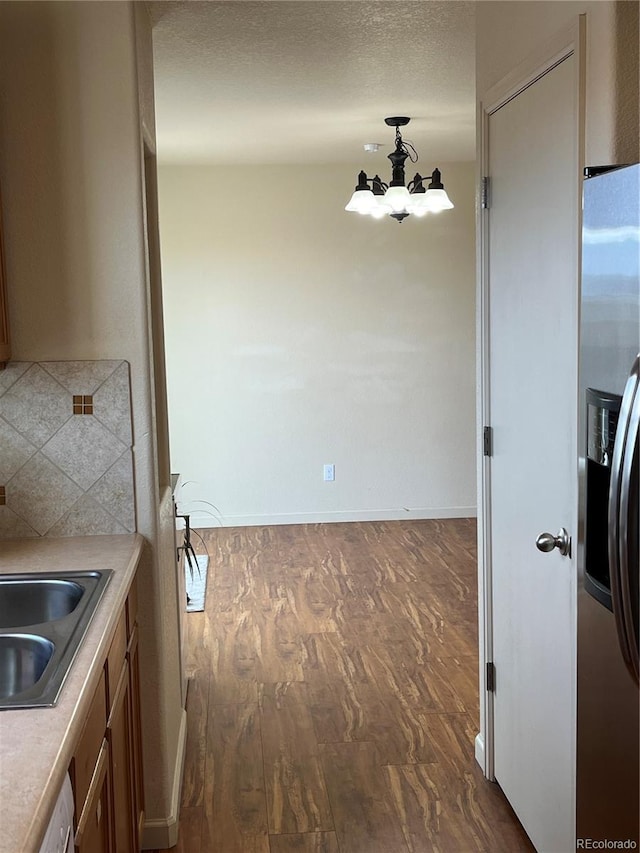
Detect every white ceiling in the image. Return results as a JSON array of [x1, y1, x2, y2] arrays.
[[148, 1, 476, 167]]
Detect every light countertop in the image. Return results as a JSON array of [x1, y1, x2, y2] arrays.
[[0, 534, 144, 853]]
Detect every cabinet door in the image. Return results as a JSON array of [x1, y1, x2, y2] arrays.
[[106, 612, 127, 710], [107, 661, 134, 853], [127, 624, 145, 848], [70, 672, 107, 824], [75, 740, 112, 853]]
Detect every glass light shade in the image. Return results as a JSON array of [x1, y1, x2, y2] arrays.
[[383, 185, 411, 213], [345, 189, 376, 214], [423, 188, 454, 212], [369, 204, 389, 219], [406, 192, 430, 215], [368, 194, 391, 219]]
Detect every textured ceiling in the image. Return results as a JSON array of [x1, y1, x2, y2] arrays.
[[148, 1, 476, 166]]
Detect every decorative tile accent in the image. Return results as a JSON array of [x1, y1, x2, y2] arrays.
[[73, 395, 93, 415], [0, 360, 135, 539], [0, 364, 72, 446], [0, 486, 5, 506], [7, 452, 83, 535], [0, 419, 37, 482]]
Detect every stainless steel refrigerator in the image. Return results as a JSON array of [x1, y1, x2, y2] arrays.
[[577, 163, 639, 846]]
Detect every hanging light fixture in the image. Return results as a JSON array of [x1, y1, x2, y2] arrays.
[[345, 117, 454, 223]]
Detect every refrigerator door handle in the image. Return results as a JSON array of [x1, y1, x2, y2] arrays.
[[609, 355, 640, 682], [619, 360, 640, 683]]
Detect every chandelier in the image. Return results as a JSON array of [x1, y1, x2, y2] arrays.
[[345, 117, 454, 223]]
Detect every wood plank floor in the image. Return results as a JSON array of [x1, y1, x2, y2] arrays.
[[156, 519, 534, 853]]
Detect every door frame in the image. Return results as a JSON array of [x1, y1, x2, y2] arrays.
[[475, 17, 586, 781]]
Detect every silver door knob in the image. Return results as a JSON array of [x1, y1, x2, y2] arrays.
[[536, 528, 571, 557]]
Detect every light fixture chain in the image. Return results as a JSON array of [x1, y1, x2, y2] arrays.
[[395, 124, 418, 163]]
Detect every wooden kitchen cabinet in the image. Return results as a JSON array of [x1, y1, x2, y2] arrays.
[[69, 570, 144, 852], [70, 671, 107, 823], [127, 624, 145, 846], [105, 569, 144, 853], [70, 672, 113, 853], [105, 611, 126, 705], [74, 740, 112, 853], [108, 660, 134, 853]]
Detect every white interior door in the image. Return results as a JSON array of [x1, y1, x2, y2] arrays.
[[487, 53, 579, 852]]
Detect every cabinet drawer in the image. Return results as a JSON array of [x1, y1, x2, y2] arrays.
[[70, 670, 106, 823], [105, 611, 126, 712]]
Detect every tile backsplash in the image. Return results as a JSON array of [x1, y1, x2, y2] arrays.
[[0, 360, 135, 538]]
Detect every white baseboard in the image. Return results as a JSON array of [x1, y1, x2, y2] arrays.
[[141, 708, 188, 850], [185, 506, 477, 529]]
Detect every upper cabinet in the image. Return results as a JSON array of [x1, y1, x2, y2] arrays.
[[0, 187, 10, 368]]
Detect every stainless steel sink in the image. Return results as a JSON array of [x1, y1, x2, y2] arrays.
[[0, 578, 84, 629], [0, 571, 112, 709], [0, 634, 55, 699]]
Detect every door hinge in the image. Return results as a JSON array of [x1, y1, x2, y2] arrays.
[[481, 176, 490, 209], [486, 661, 496, 692], [483, 426, 493, 457]]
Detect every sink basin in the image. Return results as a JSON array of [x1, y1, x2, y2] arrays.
[[0, 579, 84, 629], [0, 634, 55, 699], [0, 570, 112, 709]]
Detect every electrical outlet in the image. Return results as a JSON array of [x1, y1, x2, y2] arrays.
[[323, 463, 335, 482]]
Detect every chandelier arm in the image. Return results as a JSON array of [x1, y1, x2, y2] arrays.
[[407, 168, 449, 192], [358, 175, 389, 191]]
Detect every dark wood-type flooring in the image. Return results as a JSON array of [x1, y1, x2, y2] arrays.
[[157, 519, 534, 853]]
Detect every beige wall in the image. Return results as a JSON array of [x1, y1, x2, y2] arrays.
[[476, 1, 639, 164], [158, 162, 477, 526], [0, 1, 183, 842]]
